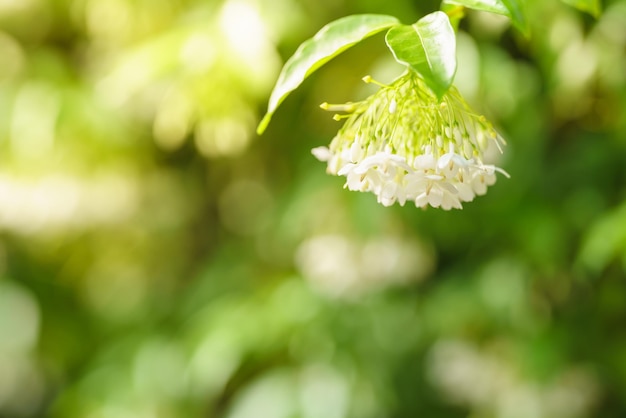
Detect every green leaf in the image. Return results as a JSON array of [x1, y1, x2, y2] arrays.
[[560, 0, 601, 17], [500, 0, 530, 35], [440, 2, 466, 31], [441, 0, 529, 36], [257, 14, 400, 135], [385, 11, 457, 100], [442, 0, 509, 16]]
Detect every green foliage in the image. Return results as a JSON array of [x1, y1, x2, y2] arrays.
[[261, 0, 534, 131], [385, 12, 457, 100], [500, 0, 530, 35], [561, 0, 602, 17], [442, 0, 510, 16], [442, 0, 529, 35], [257, 14, 399, 134]]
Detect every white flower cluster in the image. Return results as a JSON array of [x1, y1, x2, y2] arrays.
[[314, 72, 508, 210], [313, 144, 505, 209]]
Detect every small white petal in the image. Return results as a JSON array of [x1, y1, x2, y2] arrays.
[[338, 163, 357, 176], [344, 172, 365, 191], [389, 98, 397, 114], [472, 175, 488, 195], [414, 154, 436, 171], [439, 181, 458, 194], [463, 141, 473, 158], [365, 170, 383, 190], [494, 166, 511, 178], [441, 191, 463, 210], [396, 190, 407, 206], [415, 192, 429, 208], [350, 142, 362, 162], [455, 182, 475, 202], [311, 146, 331, 161], [428, 188, 444, 207], [379, 197, 395, 207], [438, 153, 453, 168], [404, 176, 428, 198], [381, 182, 397, 200]]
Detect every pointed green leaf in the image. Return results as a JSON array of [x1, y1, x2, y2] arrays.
[[441, 0, 529, 36], [560, 0, 601, 18], [440, 2, 466, 31], [500, 0, 530, 36], [385, 11, 457, 99], [257, 14, 400, 134], [442, 0, 509, 16]]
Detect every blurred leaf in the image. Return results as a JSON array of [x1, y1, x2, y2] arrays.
[[578, 201, 626, 274], [385, 12, 456, 99], [440, 2, 466, 31], [500, 0, 530, 35], [442, 0, 529, 36], [560, 0, 601, 17], [257, 14, 400, 134], [442, 0, 509, 16]]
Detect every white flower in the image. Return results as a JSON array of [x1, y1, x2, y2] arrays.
[[334, 151, 413, 206], [311, 146, 331, 162], [313, 71, 508, 209]]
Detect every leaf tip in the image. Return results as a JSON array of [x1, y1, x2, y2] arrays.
[[256, 114, 272, 135]]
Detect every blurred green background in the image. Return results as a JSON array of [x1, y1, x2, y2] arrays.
[[0, 0, 625, 417]]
